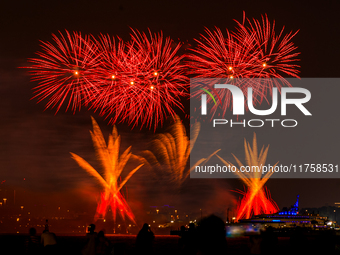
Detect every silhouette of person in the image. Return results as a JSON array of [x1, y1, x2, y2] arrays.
[[315, 230, 336, 254], [41, 227, 57, 255], [136, 223, 155, 254], [96, 230, 111, 255], [180, 223, 197, 255], [197, 215, 227, 255], [25, 227, 41, 255], [113, 243, 127, 255], [82, 224, 98, 255], [260, 226, 278, 255], [249, 235, 261, 255], [178, 225, 186, 249], [289, 226, 308, 254]]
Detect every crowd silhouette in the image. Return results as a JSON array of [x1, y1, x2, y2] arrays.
[[136, 223, 155, 254], [25, 220, 58, 255], [22, 216, 340, 255]]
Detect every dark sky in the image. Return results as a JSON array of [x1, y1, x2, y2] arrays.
[[1, 0, 340, 220]]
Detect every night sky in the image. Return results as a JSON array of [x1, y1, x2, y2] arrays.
[[1, 0, 340, 220]]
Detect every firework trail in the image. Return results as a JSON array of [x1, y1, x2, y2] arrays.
[[70, 117, 144, 223], [141, 116, 219, 186], [216, 133, 279, 221], [188, 13, 300, 117]]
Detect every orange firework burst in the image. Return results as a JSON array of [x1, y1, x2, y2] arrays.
[[217, 133, 279, 221], [141, 116, 219, 186], [70, 117, 144, 223]]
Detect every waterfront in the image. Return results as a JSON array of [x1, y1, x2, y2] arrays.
[[2, 231, 340, 255]]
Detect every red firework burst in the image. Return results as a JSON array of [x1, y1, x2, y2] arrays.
[[233, 14, 300, 80], [233, 186, 279, 221], [26, 29, 188, 130], [92, 29, 188, 130], [95, 191, 135, 224], [188, 13, 300, 116], [27, 30, 101, 112], [85, 33, 130, 115]]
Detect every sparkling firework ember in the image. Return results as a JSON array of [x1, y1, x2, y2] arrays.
[[216, 133, 279, 221], [142, 116, 219, 186], [26, 30, 188, 130], [188, 14, 300, 117], [70, 117, 144, 223]]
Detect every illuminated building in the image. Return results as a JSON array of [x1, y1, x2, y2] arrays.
[[239, 196, 328, 228]]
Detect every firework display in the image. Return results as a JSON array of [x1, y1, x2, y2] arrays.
[[142, 115, 219, 186], [188, 14, 300, 117], [24, 13, 298, 224], [27, 31, 101, 113], [70, 117, 144, 223], [217, 133, 279, 221], [96, 30, 188, 129], [26, 13, 300, 129], [26, 29, 187, 130]]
